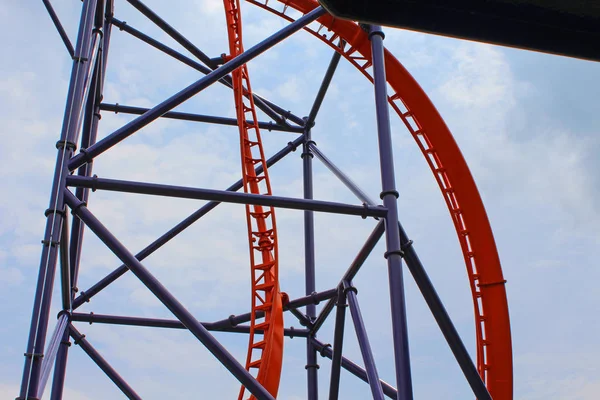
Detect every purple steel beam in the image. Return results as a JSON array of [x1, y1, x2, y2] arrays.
[[303, 45, 343, 400], [369, 24, 414, 400], [63, 190, 275, 400], [35, 314, 69, 399], [311, 338, 397, 399], [306, 46, 343, 127], [328, 288, 347, 400], [70, 313, 309, 338], [67, 6, 325, 171], [69, 11, 112, 294], [69, 324, 142, 399], [302, 123, 319, 399], [59, 211, 71, 311], [42, 0, 75, 57], [311, 220, 385, 333], [51, 3, 113, 398], [343, 281, 385, 400], [18, 1, 98, 398], [310, 143, 376, 206], [311, 146, 492, 397], [99, 103, 303, 133], [65, 175, 387, 218], [49, 327, 70, 400], [71, 137, 304, 309], [113, 4, 298, 128]]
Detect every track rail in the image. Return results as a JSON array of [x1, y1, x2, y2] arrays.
[[223, 1, 284, 398], [246, 1, 513, 398]]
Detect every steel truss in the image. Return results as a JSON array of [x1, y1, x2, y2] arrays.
[[17, 0, 512, 399]]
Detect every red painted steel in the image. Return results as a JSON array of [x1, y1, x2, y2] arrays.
[[244, 1, 513, 398], [223, 1, 285, 398]]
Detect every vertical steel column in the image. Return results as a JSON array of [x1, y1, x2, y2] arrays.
[[302, 121, 319, 399], [18, 1, 98, 398], [344, 282, 385, 400], [51, 2, 112, 399], [328, 287, 347, 400], [369, 24, 414, 400], [69, 0, 113, 296]]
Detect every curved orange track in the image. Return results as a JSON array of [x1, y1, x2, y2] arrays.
[[223, 1, 285, 399], [244, 1, 513, 399]]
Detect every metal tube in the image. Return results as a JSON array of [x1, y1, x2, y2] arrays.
[[311, 338, 398, 399], [312, 220, 385, 333], [369, 24, 414, 399], [98, 103, 302, 133], [69, 324, 142, 399], [36, 314, 69, 399], [42, 0, 75, 57], [70, 313, 309, 337], [344, 282, 385, 400], [310, 144, 377, 206], [67, 7, 326, 171], [71, 137, 304, 309], [49, 327, 71, 400], [52, 5, 113, 398], [302, 122, 319, 399], [59, 210, 71, 311], [306, 48, 343, 127], [328, 288, 347, 400], [70, 2, 113, 292], [65, 175, 387, 218], [64, 191, 275, 400], [18, 2, 98, 398]]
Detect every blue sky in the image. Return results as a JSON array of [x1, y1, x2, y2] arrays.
[[1, 1, 599, 399]]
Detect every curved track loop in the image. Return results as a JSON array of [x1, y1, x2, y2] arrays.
[[223, 1, 284, 399], [246, 1, 513, 398]]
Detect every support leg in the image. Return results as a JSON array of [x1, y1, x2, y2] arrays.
[[369, 24, 414, 400], [18, 2, 98, 398], [303, 124, 319, 399]]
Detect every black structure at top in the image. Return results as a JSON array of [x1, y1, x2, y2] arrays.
[[318, 0, 600, 62]]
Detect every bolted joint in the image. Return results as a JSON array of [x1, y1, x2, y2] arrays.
[[41, 239, 60, 248], [380, 189, 399, 199], [228, 314, 238, 327], [44, 208, 66, 217], [401, 239, 414, 252], [317, 342, 331, 357], [57, 310, 71, 320], [287, 141, 300, 152], [56, 140, 77, 151], [23, 352, 44, 360], [384, 249, 405, 259]]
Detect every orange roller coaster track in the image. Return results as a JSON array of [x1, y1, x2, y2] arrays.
[[223, 1, 285, 398]]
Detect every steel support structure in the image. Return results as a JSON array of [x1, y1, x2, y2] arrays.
[[16, 1, 509, 399]]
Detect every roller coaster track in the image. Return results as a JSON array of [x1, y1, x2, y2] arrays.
[[223, 1, 285, 399]]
